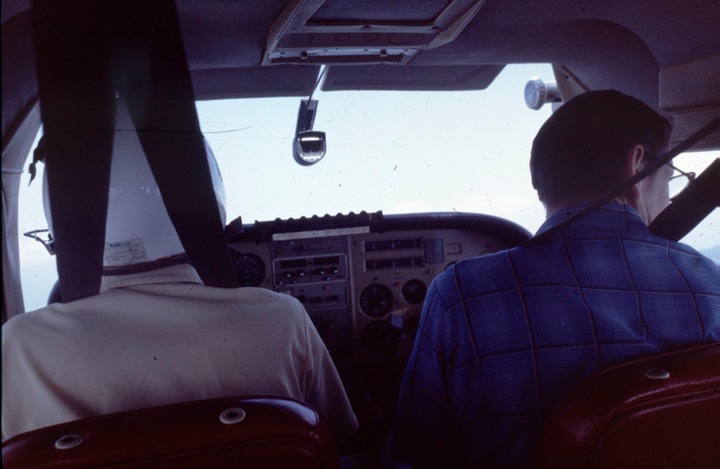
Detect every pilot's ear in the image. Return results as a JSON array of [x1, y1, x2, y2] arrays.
[[623, 144, 645, 200], [628, 144, 645, 174]]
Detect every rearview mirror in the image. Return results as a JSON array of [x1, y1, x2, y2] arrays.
[[293, 98, 326, 166], [294, 130, 326, 165]]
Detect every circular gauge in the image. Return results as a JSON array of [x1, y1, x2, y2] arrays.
[[230, 251, 266, 287], [359, 283, 394, 317], [402, 279, 427, 304]]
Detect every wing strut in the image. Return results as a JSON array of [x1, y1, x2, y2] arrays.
[[649, 158, 720, 240]]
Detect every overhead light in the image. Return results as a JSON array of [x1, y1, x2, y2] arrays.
[[263, 0, 488, 65]]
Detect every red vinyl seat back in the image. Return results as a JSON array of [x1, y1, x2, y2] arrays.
[[2, 395, 339, 468], [533, 342, 720, 469]]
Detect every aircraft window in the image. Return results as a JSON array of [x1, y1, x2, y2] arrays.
[[17, 64, 720, 313], [668, 162, 696, 199]]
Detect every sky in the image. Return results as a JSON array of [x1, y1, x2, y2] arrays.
[[17, 64, 720, 312]]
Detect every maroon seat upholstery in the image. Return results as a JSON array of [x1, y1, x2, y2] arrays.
[[533, 342, 720, 469], [2, 395, 339, 468]]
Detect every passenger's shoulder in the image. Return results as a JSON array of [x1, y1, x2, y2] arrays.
[[1, 305, 58, 345]]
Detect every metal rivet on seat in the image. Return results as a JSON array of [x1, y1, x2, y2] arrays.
[[219, 407, 247, 425], [643, 368, 671, 380], [54, 434, 85, 450]]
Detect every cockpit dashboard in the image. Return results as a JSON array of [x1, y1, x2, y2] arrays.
[[224, 210, 531, 440]]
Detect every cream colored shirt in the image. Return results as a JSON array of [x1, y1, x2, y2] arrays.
[[2, 264, 358, 441]]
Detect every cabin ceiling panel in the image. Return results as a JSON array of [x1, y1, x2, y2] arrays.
[[322, 64, 504, 92]]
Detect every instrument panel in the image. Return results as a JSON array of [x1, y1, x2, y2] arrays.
[[226, 211, 531, 364]]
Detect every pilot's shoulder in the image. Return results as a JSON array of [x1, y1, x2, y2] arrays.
[[431, 248, 517, 297], [447, 248, 515, 277]]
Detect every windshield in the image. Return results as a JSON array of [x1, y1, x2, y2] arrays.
[[17, 64, 720, 311], [200, 65, 551, 226]]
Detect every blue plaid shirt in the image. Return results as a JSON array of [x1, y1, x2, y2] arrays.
[[390, 203, 720, 468]]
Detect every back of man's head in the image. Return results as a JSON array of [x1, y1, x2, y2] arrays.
[[530, 90, 671, 209]]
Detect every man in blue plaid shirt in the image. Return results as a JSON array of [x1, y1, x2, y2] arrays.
[[390, 90, 720, 468]]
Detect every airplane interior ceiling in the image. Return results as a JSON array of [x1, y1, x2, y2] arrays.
[[2, 0, 720, 148]]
